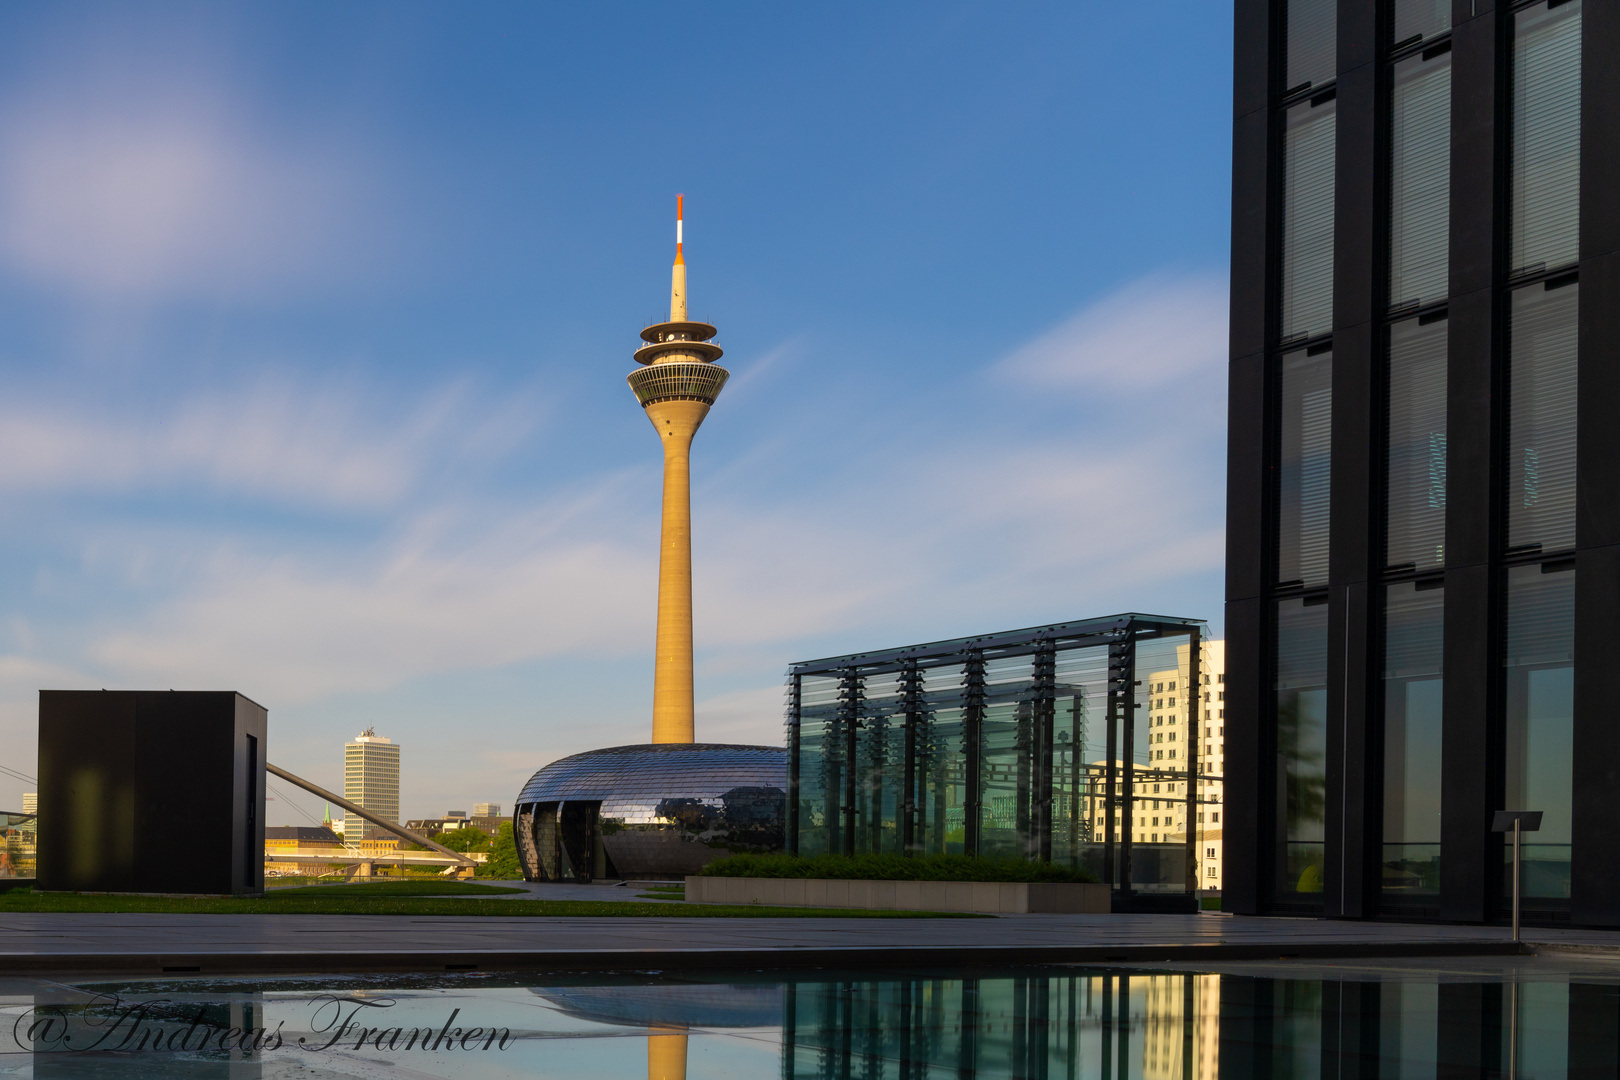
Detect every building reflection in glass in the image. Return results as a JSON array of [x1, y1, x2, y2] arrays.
[[537, 969, 1609, 1079]]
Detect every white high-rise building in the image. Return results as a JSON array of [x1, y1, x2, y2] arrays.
[[343, 729, 400, 842], [1142, 640, 1227, 890], [473, 802, 500, 818], [21, 793, 36, 816]]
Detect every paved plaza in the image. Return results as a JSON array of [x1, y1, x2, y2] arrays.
[[7, 899, 1620, 976]]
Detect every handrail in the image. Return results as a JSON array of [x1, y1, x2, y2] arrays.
[[265, 762, 474, 867]]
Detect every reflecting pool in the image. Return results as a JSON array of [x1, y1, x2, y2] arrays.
[[2, 956, 1616, 1078]]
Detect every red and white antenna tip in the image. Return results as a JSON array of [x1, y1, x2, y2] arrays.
[[675, 194, 684, 255]]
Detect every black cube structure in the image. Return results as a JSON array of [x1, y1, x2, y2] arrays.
[[37, 690, 267, 896]]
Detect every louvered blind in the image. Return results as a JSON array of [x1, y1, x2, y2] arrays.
[[1386, 316, 1448, 570], [1285, 0, 1337, 92], [1277, 348, 1333, 587], [1389, 51, 1451, 311], [1280, 98, 1336, 343], [1394, 0, 1449, 44], [1510, 1, 1582, 276], [1506, 281, 1578, 553]]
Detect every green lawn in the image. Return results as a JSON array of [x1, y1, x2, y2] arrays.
[[0, 885, 982, 918]]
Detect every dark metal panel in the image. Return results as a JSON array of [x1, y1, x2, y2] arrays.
[[1568, 982, 1620, 1079], [1336, 0, 1377, 77], [1328, 319, 1375, 586], [1578, 252, 1620, 547], [1449, 6, 1502, 301], [1331, 57, 1381, 340], [1230, 109, 1271, 364], [1581, 0, 1620, 263], [1227, 351, 1269, 603], [1572, 543, 1620, 925], [1446, 287, 1496, 569], [1222, 596, 1265, 915], [1441, 561, 1495, 923], [1232, 0, 1271, 121], [1324, 580, 1374, 918]]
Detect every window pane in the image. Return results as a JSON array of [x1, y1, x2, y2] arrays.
[[1276, 597, 1328, 907], [1381, 582, 1443, 913], [918, 664, 969, 857], [978, 654, 1035, 860], [1394, 0, 1449, 44], [1281, 96, 1337, 343], [1278, 347, 1333, 587], [1510, 0, 1582, 276], [1385, 316, 1448, 571], [1503, 563, 1573, 907], [1389, 49, 1451, 310], [1506, 281, 1577, 554], [1285, 0, 1337, 92]]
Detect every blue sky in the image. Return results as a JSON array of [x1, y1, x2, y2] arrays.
[[0, 2, 1234, 823]]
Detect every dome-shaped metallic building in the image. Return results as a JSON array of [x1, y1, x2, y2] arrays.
[[513, 743, 787, 882]]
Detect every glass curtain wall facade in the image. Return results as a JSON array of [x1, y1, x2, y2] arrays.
[[1227, 0, 1614, 924], [788, 615, 1211, 912]]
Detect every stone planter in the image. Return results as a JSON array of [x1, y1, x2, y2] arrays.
[[684, 875, 1111, 914]]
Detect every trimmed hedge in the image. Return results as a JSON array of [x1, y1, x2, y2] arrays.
[[698, 853, 1097, 884]]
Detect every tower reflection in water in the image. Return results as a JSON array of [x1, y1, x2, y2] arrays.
[[538, 969, 1598, 1078]]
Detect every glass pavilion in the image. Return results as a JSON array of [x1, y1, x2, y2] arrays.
[[786, 614, 1214, 912]]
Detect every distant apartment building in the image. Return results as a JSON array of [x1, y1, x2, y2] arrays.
[[474, 802, 500, 818], [21, 793, 36, 816], [263, 825, 345, 876], [343, 728, 400, 842], [1071, 640, 1227, 889], [407, 813, 504, 839]]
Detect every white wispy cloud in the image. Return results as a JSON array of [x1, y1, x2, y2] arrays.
[[997, 271, 1228, 392], [0, 47, 389, 302]]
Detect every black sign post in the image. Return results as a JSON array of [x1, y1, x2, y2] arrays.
[[1491, 810, 1543, 945]]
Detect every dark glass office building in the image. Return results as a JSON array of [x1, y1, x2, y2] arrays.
[[1226, 0, 1619, 924]]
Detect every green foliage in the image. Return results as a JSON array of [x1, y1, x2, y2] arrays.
[[699, 852, 1098, 883], [433, 827, 493, 853], [475, 822, 522, 880]]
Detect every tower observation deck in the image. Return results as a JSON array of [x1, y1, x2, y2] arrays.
[[629, 196, 730, 743]]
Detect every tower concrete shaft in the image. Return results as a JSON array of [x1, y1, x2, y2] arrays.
[[628, 196, 728, 744]]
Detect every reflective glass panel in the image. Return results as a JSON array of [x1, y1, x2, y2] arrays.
[[1285, 0, 1337, 92], [1381, 581, 1444, 913], [1389, 47, 1451, 311], [1281, 95, 1338, 343], [1506, 280, 1578, 554], [1386, 315, 1448, 571], [794, 674, 842, 857], [1394, 0, 1450, 44], [918, 662, 969, 856], [1053, 645, 1107, 877], [1278, 346, 1333, 587], [1503, 562, 1574, 907], [1510, 0, 1582, 276], [1128, 635, 1195, 896], [853, 671, 904, 856], [1276, 597, 1329, 907], [977, 654, 1036, 860]]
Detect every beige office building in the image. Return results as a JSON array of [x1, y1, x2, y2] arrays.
[[343, 729, 400, 842]]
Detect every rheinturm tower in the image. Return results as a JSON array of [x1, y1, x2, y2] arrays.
[[628, 196, 728, 744]]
